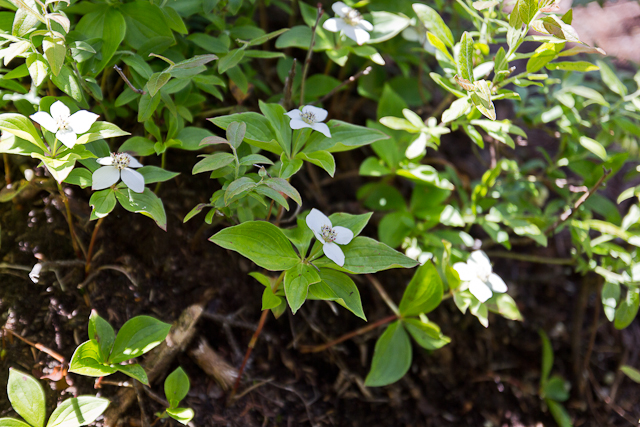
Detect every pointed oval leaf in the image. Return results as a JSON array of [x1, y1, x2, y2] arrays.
[[45, 397, 109, 427], [365, 322, 412, 387], [7, 368, 46, 427], [108, 315, 171, 363]]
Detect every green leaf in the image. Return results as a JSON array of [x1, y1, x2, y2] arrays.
[[318, 237, 418, 274], [579, 136, 607, 160], [88, 310, 115, 361], [192, 152, 235, 174], [0, 113, 46, 151], [601, 282, 620, 322], [259, 101, 291, 157], [542, 375, 570, 402], [399, 262, 443, 316], [173, 54, 218, 70], [165, 408, 194, 425], [116, 364, 148, 385], [226, 121, 246, 149], [539, 329, 553, 384], [164, 367, 190, 406], [69, 341, 117, 377], [7, 368, 46, 427], [365, 322, 411, 387], [51, 66, 83, 103], [120, 1, 174, 54], [147, 72, 171, 97], [138, 92, 161, 123], [76, 8, 126, 73], [284, 263, 321, 314], [238, 154, 273, 166], [224, 177, 256, 204], [404, 318, 451, 350], [31, 151, 83, 183], [303, 120, 389, 153], [137, 166, 179, 184], [109, 315, 172, 364], [614, 288, 639, 330], [295, 151, 335, 177], [308, 268, 366, 320], [210, 221, 300, 271], [263, 178, 302, 206], [26, 53, 49, 86], [262, 286, 283, 310], [218, 48, 245, 74], [89, 189, 116, 219], [597, 60, 627, 96], [458, 32, 474, 83], [42, 36, 65, 77], [545, 61, 599, 72], [413, 4, 454, 48], [378, 211, 414, 248], [114, 187, 167, 230], [328, 212, 372, 238], [45, 397, 109, 427], [367, 11, 410, 44], [545, 399, 573, 427], [489, 293, 523, 321], [209, 113, 280, 154], [0, 419, 32, 427], [620, 365, 640, 383], [119, 137, 156, 156], [76, 122, 131, 145]]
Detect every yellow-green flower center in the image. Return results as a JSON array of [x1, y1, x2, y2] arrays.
[[112, 153, 131, 171], [321, 224, 337, 243], [343, 8, 363, 26], [301, 111, 316, 125]]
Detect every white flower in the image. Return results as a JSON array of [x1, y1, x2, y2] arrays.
[[322, 2, 373, 45], [92, 152, 145, 193], [306, 208, 354, 267], [30, 101, 99, 149], [285, 105, 332, 138], [453, 250, 507, 303], [29, 263, 42, 283]]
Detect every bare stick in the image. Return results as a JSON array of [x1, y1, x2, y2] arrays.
[[2, 327, 66, 363], [311, 66, 372, 106], [299, 314, 398, 353], [113, 65, 146, 95], [366, 274, 400, 315], [85, 217, 104, 273], [299, 4, 323, 107], [545, 167, 611, 234], [133, 380, 151, 427], [282, 58, 297, 111], [484, 251, 575, 265], [56, 182, 85, 259]]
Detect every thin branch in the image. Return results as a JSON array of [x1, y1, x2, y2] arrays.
[[133, 380, 151, 427], [310, 66, 372, 106], [113, 65, 146, 95], [484, 251, 575, 265], [545, 167, 611, 235], [2, 327, 66, 363], [78, 265, 138, 289], [366, 274, 400, 315], [282, 58, 297, 111], [299, 4, 323, 106]]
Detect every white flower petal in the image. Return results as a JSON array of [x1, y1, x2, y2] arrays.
[[285, 109, 302, 119], [453, 262, 476, 281], [323, 242, 345, 266], [56, 129, 77, 148], [30, 112, 58, 133], [470, 250, 492, 274], [92, 166, 120, 190], [468, 277, 493, 303], [323, 17, 340, 32], [306, 208, 332, 237], [332, 1, 350, 16], [405, 132, 428, 159], [50, 100, 70, 120], [332, 226, 353, 245], [126, 155, 143, 168], [342, 25, 359, 43], [311, 122, 332, 138], [488, 273, 508, 293], [351, 27, 371, 45], [288, 118, 311, 130], [358, 19, 374, 31], [68, 110, 99, 134], [302, 105, 328, 122], [121, 168, 145, 193], [29, 263, 42, 283], [97, 156, 114, 165]]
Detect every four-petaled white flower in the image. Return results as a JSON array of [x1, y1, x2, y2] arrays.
[[92, 152, 145, 193], [30, 100, 99, 149], [322, 2, 373, 46], [285, 105, 332, 138], [306, 208, 354, 267], [453, 250, 507, 303]]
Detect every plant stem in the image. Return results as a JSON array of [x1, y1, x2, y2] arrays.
[[85, 217, 105, 273], [154, 151, 167, 194], [299, 314, 399, 353], [366, 274, 400, 315], [484, 250, 575, 265], [56, 181, 84, 259], [299, 4, 323, 107], [310, 66, 372, 106], [229, 271, 285, 401], [3, 153, 11, 184]]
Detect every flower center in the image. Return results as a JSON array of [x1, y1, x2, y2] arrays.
[[56, 116, 70, 131], [321, 224, 337, 243], [112, 153, 131, 171], [343, 8, 363, 26], [477, 266, 491, 282], [301, 111, 316, 125]]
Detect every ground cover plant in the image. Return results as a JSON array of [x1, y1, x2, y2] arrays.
[[1, 0, 640, 425]]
